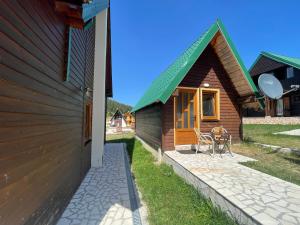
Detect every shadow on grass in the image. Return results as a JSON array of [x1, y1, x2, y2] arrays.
[[282, 155, 300, 166], [243, 136, 255, 143]]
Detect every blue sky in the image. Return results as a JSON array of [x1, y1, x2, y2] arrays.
[[110, 0, 300, 106]]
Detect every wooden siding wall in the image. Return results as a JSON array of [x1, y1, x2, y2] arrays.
[[291, 90, 300, 116], [161, 100, 175, 150], [135, 104, 162, 150], [162, 45, 242, 150], [250, 55, 285, 77], [1, 0, 95, 224]]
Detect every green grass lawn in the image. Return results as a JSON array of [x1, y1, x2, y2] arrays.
[[243, 124, 300, 149], [107, 133, 236, 225], [232, 143, 300, 186]]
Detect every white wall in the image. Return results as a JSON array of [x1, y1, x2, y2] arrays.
[[121, 118, 127, 128], [91, 9, 108, 167]]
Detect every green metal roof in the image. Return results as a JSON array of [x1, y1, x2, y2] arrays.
[[133, 19, 263, 112], [257, 52, 300, 70]]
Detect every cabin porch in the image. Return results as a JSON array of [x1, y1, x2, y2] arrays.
[[163, 149, 300, 225]]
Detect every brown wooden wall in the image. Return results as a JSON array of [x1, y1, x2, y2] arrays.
[[162, 44, 242, 150], [249, 55, 285, 77], [135, 104, 162, 150], [1, 0, 95, 224]]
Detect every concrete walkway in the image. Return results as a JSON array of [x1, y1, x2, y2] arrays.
[[164, 151, 300, 225], [274, 129, 300, 136], [57, 143, 143, 225]]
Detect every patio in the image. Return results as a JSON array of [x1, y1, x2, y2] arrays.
[[57, 143, 143, 225], [163, 149, 300, 225]]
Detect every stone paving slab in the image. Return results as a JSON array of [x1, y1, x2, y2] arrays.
[[164, 151, 300, 225], [57, 143, 142, 225]]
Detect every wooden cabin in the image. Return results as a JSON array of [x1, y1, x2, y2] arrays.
[[124, 112, 135, 127], [110, 110, 127, 128], [244, 52, 300, 117], [133, 20, 263, 151], [0, 0, 112, 224]]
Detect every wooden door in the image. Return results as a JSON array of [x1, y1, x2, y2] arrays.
[[174, 88, 198, 145]]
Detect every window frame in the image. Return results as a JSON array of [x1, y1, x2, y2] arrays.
[[200, 88, 220, 121], [286, 67, 294, 79], [174, 87, 198, 130]]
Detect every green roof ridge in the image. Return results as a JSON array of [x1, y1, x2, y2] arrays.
[[133, 20, 263, 112], [249, 52, 300, 72], [261, 52, 300, 69], [132, 22, 219, 112]]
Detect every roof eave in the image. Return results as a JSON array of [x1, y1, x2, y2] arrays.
[[261, 52, 300, 70], [248, 54, 263, 75], [216, 20, 264, 109], [159, 23, 219, 103]]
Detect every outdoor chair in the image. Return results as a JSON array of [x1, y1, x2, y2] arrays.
[[211, 126, 232, 156], [194, 128, 215, 156]]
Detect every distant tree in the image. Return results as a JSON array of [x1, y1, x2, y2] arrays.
[[106, 98, 132, 117]]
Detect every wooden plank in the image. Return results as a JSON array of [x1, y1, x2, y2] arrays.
[[136, 104, 162, 150], [1, 64, 82, 106], [0, 143, 80, 224], [0, 112, 81, 127], [0, 14, 63, 73], [0, 1, 97, 224], [1, 50, 83, 103], [17, 0, 64, 54], [0, 79, 82, 113], [3, 0, 63, 60]]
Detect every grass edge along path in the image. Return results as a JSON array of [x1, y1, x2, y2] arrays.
[[243, 124, 300, 149], [108, 134, 236, 225], [232, 143, 300, 186]]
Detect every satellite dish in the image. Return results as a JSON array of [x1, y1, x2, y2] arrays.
[[258, 73, 283, 100]]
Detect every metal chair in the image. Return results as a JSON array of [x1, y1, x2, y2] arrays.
[[194, 128, 215, 156], [211, 126, 232, 156]]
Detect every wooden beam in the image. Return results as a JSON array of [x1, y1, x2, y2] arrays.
[[237, 95, 257, 104], [55, 1, 82, 19], [55, 0, 109, 28], [65, 17, 85, 29]]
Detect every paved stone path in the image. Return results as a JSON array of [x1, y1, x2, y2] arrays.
[[274, 129, 300, 136], [164, 151, 300, 225], [57, 143, 142, 225]]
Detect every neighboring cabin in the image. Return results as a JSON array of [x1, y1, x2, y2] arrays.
[[124, 112, 135, 128], [1, 0, 112, 224], [244, 52, 300, 117], [110, 109, 127, 128], [133, 20, 262, 151]]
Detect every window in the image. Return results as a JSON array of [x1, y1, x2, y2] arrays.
[[85, 103, 93, 140], [287, 67, 294, 79], [200, 88, 220, 121]]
